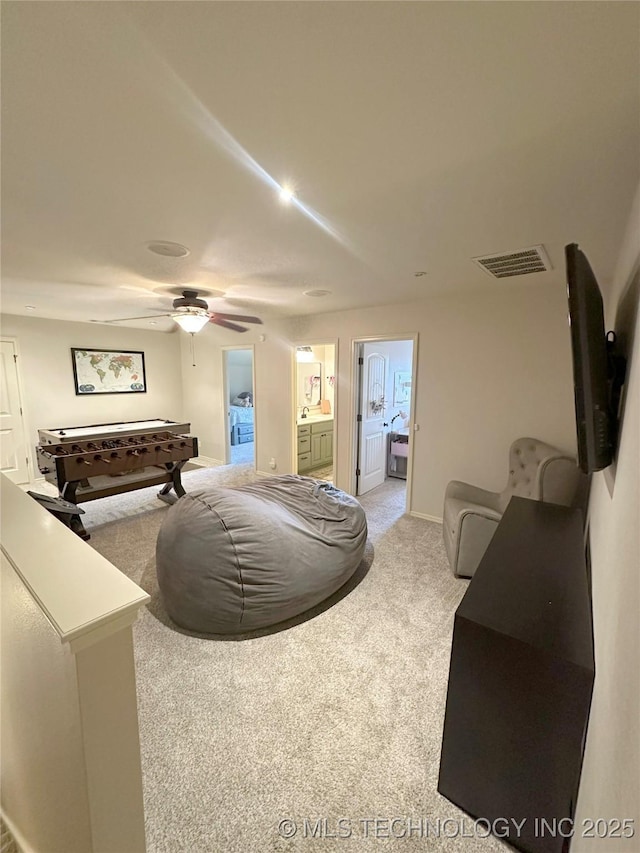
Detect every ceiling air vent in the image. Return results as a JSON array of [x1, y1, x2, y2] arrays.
[[472, 244, 552, 279]]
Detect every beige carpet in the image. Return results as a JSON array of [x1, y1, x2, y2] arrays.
[[85, 467, 506, 853], [230, 439, 255, 465]]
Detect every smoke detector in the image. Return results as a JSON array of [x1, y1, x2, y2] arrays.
[[472, 245, 552, 279], [146, 241, 191, 258]]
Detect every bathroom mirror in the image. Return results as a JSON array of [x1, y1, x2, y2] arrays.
[[297, 362, 322, 406]]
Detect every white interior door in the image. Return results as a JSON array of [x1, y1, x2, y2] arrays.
[[0, 339, 30, 484], [357, 345, 387, 495]]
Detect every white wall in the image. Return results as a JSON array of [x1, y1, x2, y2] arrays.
[[226, 348, 253, 402], [573, 184, 640, 848], [2, 551, 93, 852], [288, 280, 577, 518], [0, 314, 183, 478], [324, 344, 336, 414], [179, 282, 576, 515], [5, 279, 577, 520], [374, 338, 413, 424], [180, 319, 292, 472]]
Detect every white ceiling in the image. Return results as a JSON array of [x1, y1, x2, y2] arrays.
[[1, 1, 639, 332]]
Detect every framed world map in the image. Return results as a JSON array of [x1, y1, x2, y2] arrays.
[[71, 348, 147, 395]]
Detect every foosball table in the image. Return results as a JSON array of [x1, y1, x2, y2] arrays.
[[36, 419, 199, 540]]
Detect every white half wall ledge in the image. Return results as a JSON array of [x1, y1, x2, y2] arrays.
[[1, 472, 148, 852], [0, 474, 149, 650]]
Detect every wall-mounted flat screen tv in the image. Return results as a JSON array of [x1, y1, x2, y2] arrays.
[[565, 243, 625, 474]]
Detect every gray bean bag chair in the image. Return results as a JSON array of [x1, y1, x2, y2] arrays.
[[156, 475, 368, 634]]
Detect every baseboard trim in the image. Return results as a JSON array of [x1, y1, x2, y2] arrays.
[[409, 510, 443, 524], [192, 455, 224, 467]]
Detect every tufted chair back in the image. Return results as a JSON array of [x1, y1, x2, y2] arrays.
[[498, 437, 582, 512], [443, 436, 584, 578]]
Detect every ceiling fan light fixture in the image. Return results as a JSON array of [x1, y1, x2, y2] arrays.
[[296, 346, 315, 363], [172, 310, 210, 333]]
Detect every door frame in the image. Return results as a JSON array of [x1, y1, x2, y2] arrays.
[[0, 335, 33, 484], [349, 333, 419, 507], [291, 339, 339, 475], [222, 344, 256, 467]]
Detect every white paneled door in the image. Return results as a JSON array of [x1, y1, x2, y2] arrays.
[[0, 340, 29, 484], [357, 344, 387, 495]]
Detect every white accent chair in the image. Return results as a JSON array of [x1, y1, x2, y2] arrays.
[[443, 437, 584, 578]]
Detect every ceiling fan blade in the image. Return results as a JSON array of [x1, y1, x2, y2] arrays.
[[210, 317, 249, 333], [209, 312, 263, 324], [101, 313, 172, 323]]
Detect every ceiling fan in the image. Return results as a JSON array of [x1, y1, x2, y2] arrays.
[[102, 290, 263, 334]]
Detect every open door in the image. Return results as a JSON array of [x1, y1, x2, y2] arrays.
[[293, 342, 337, 483], [356, 343, 387, 495]]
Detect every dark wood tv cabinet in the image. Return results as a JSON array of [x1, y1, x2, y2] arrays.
[[438, 497, 594, 853]]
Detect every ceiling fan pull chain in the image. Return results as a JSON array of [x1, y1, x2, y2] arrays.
[[190, 333, 196, 367]]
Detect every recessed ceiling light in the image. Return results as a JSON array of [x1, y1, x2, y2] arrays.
[[304, 289, 331, 298], [146, 241, 190, 258], [25, 305, 36, 310], [279, 185, 295, 204]]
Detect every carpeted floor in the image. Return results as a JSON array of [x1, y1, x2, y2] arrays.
[[230, 439, 255, 465], [85, 467, 506, 853]]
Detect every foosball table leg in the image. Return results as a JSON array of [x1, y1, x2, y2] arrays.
[[157, 461, 187, 505], [69, 513, 91, 541], [60, 481, 91, 540]]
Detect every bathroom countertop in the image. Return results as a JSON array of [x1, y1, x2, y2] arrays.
[[296, 414, 334, 426]]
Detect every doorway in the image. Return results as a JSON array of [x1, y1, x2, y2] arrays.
[[0, 337, 31, 484], [353, 336, 416, 507], [223, 347, 256, 468], [293, 342, 336, 483]]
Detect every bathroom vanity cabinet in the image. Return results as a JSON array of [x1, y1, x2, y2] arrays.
[[297, 420, 333, 472], [297, 423, 312, 471]]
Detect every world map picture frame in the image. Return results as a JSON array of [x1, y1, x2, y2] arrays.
[[71, 348, 147, 395]]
